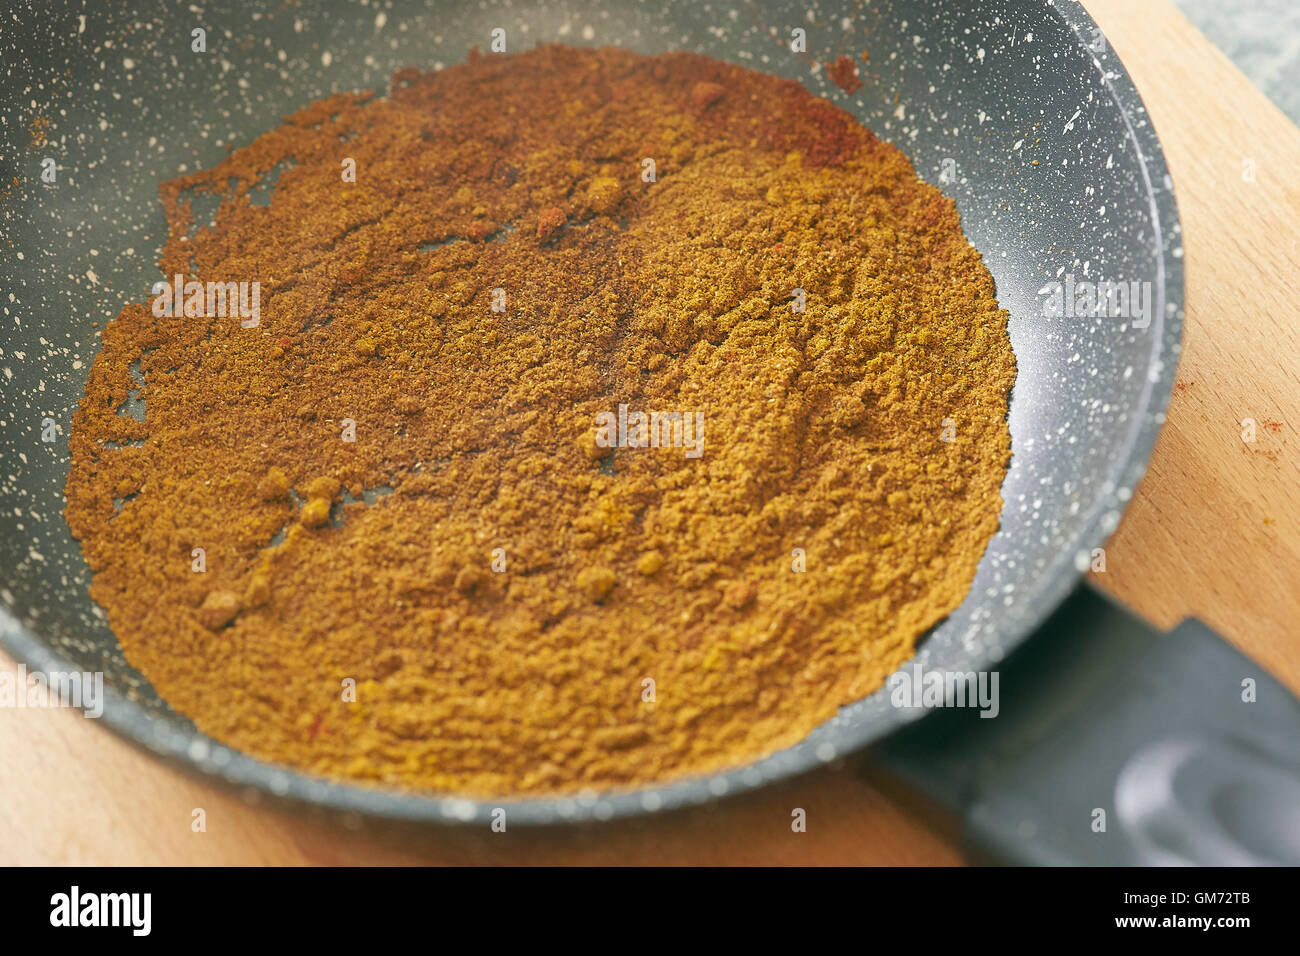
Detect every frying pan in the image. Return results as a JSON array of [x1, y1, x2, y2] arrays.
[[3, 0, 1299, 864]]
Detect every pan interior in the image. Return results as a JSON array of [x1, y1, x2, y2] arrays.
[[0, 0, 1180, 820]]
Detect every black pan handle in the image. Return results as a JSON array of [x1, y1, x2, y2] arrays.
[[870, 584, 1300, 865]]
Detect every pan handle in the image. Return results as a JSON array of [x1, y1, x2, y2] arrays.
[[870, 584, 1300, 865]]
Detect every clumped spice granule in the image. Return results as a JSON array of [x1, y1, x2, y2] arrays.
[[65, 46, 1016, 796]]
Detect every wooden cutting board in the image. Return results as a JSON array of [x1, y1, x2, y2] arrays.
[[3, 0, 1298, 865]]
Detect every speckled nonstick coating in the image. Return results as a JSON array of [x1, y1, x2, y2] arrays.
[[0, 0, 1182, 825]]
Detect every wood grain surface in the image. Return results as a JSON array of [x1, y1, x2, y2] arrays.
[[3, 0, 1298, 865]]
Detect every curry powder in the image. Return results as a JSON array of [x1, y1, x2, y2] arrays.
[[65, 46, 1016, 797]]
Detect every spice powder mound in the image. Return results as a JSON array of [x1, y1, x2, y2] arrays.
[[65, 45, 1016, 797]]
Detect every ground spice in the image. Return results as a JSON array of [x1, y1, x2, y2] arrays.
[[826, 55, 862, 96], [65, 45, 1016, 797]]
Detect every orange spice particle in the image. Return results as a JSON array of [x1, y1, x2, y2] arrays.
[[827, 54, 862, 95]]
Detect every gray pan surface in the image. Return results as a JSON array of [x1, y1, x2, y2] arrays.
[[0, 0, 1183, 824]]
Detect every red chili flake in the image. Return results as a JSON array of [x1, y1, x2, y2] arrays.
[[690, 81, 726, 110], [307, 714, 326, 740], [827, 55, 861, 95], [537, 206, 566, 242]]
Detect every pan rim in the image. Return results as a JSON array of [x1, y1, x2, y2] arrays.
[[0, 0, 1185, 828]]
